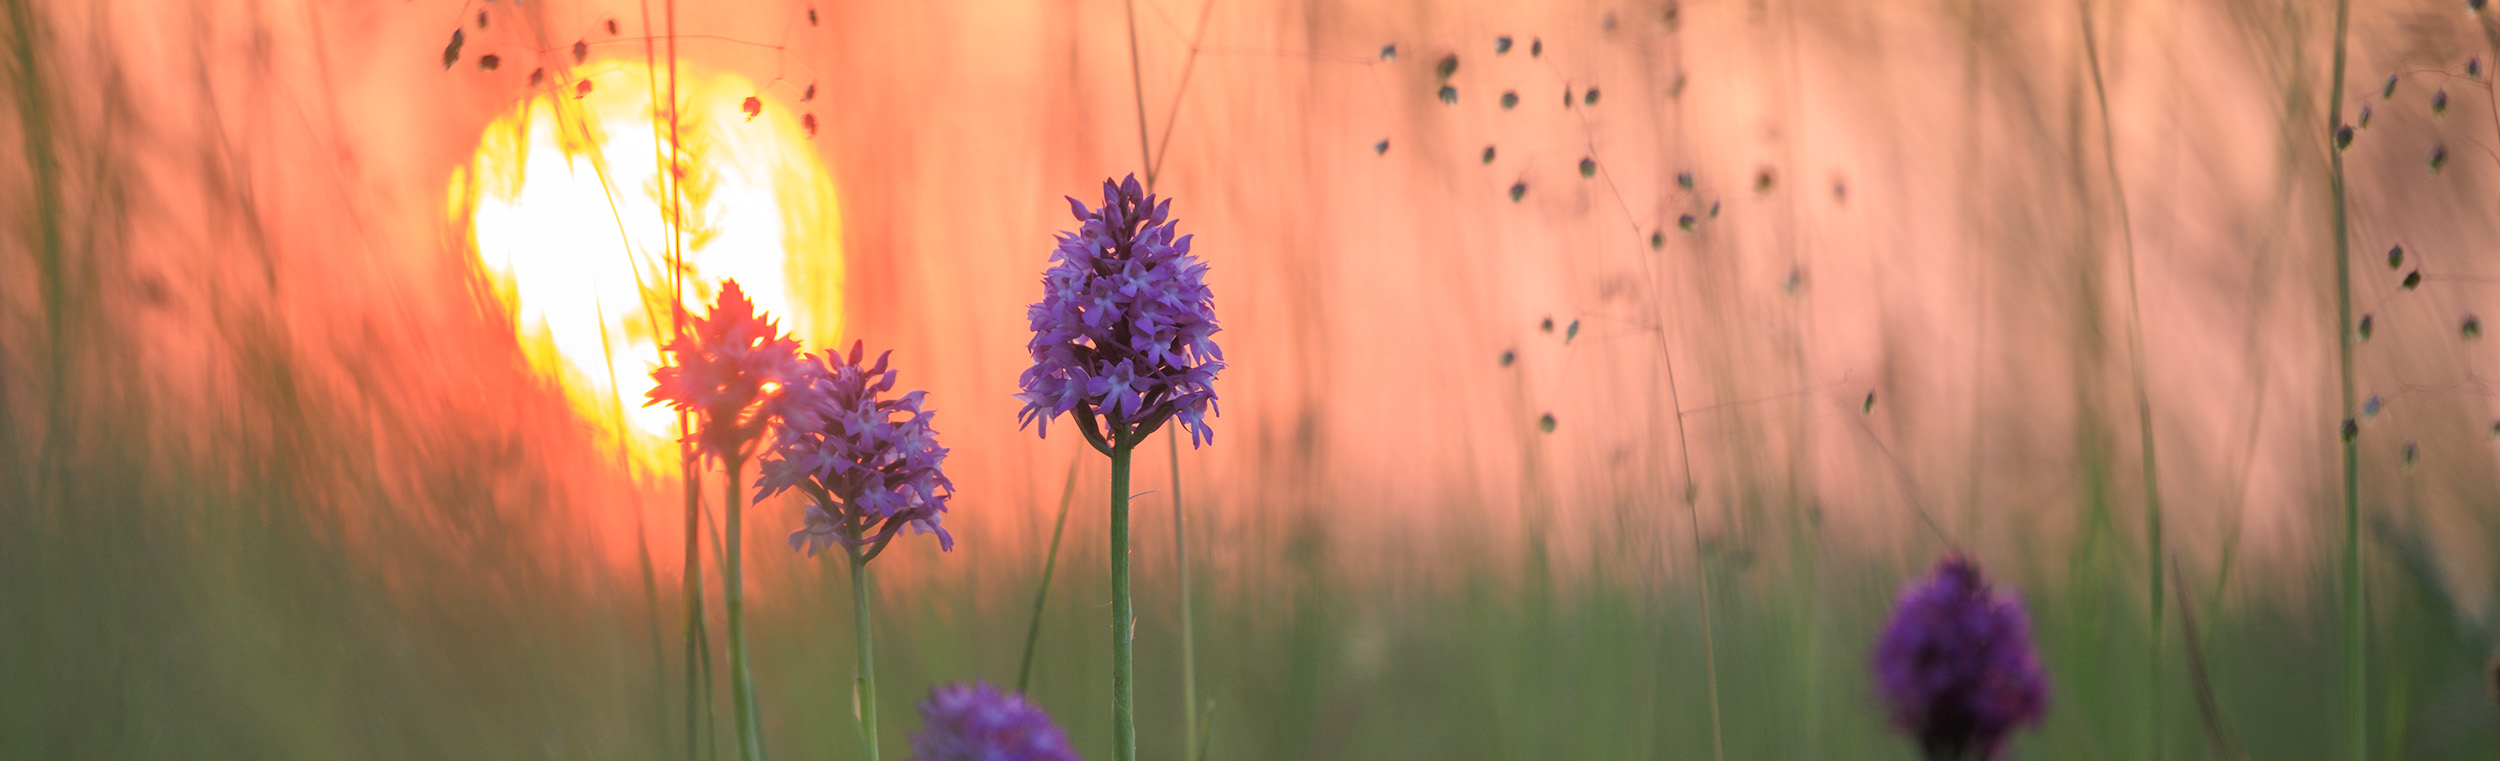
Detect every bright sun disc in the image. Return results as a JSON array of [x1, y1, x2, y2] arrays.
[[452, 61, 842, 457]]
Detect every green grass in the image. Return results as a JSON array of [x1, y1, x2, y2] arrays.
[[7, 382, 2499, 761]]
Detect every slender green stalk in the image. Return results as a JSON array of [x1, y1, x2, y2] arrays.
[[638, 504, 671, 742], [1110, 444, 1137, 761], [702, 497, 724, 761], [592, 294, 673, 748], [680, 414, 707, 761], [1112, 0, 1173, 744], [725, 458, 761, 761], [2077, 0, 2165, 754], [1959, 0, 1989, 548], [1121, 0, 1152, 190], [849, 542, 881, 761], [1195, 702, 1215, 761], [2323, 0, 2363, 756], [6, 0, 65, 476], [1647, 337, 1724, 761], [1017, 457, 1081, 694], [1678, 444, 1726, 761], [1169, 431, 1198, 761], [1639, 206, 1725, 761], [1629, 12, 1724, 757], [640, 0, 702, 754], [1111, 0, 1213, 747]]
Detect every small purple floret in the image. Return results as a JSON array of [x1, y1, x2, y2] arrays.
[[907, 682, 1081, 761], [1873, 555, 2050, 761], [1016, 175, 1223, 449], [757, 340, 955, 557]]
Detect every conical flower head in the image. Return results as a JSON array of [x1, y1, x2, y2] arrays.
[[1873, 555, 2050, 761], [1017, 175, 1224, 449], [907, 682, 1080, 761], [646, 279, 803, 462], [758, 340, 955, 558]]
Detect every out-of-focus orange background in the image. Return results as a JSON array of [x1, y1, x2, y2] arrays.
[[13, 0, 2494, 593], [9, 0, 2500, 757]]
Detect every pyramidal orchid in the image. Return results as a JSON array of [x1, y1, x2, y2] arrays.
[[1873, 555, 2051, 761], [761, 340, 957, 561], [649, 279, 803, 463], [1017, 175, 1221, 761], [758, 340, 955, 761], [646, 278, 801, 761], [906, 682, 1081, 761], [1017, 174, 1223, 452]]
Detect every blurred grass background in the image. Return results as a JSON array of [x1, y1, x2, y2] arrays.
[[9, 0, 2500, 759]]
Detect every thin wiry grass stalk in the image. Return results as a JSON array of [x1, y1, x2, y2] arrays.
[[1168, 430, 1199, 761], [1121, 0, 1151, 196], [636, 499, 670, 743], [1654, 324, 1725, 761], [656, 0, 755, 756], [596, 296, 672, 750], [1959, 0, 1990, 547], [2324, 0, 2363, 757], [1118, 0, 1214, 751], [1194, 702, 1215, 761], [2076, 0, 2165, 754], [631, 0, 708, 755], [1770, 3, 1821, 751], [2171, 555, 2249, 761], [1627, 15, 1726, 758], [1147, 0, 1216, 181], [5, 0, 65, 479], [1016, 457, 1082, 695]]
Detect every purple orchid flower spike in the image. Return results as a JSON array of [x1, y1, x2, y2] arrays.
[[1016, 174, 1223, 452], [757, 339, 955, 562]]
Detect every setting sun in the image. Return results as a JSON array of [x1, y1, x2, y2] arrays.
[[452, 60, 841, 449]]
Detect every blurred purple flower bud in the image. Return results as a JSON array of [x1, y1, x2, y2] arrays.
[[1873, 556, 2050, 761], [907, 682, 1079, 761]]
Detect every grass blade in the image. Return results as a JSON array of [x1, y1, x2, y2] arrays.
[[1016, 456, 1081, 695]]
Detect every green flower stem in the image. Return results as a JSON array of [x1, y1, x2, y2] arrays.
[[726, 457, 762, 761], [850, 537, 881, 761], [680, 423, 707, 761], [2324, 0, 2363, 756], [1110, 443, 1137, 761]]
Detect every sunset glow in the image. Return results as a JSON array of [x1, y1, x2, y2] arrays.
[[455, 61, 841, 449], [20, 0, 2500, 757]]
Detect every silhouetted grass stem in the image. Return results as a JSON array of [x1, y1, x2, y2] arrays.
[[1169, 430, 1199, 761], [1016, 458, 1081, 695], [2325, 0, 2364, 756], [726, 456, 763, 761], [2077, 0, 2166, 753]]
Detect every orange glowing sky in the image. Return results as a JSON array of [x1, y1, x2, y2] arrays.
[[460, 59, 837, 449], [20, 0, 2500, 607]]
